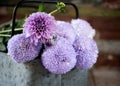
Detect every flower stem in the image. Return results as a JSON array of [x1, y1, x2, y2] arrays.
[[49, 8, 60, 15], [0, 34, 11, 37], [0, 28, 23, 34], [49, 2, 66, 15]]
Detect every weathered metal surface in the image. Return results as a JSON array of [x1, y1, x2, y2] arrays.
[[0, 52, 88, 86]]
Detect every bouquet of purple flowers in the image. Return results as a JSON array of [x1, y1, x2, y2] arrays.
[[6, 2, 98, 74]]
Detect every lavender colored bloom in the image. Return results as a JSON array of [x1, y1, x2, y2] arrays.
[[55, 21, 76, 44], [41, 37, 77, 74], [23, 12, 56, 44], [73, 36, 99, 70], [7, 34, 42, 63], [71, 19, 95, 39]]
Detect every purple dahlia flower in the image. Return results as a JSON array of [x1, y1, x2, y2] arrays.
[[23, 12, 56, 44], [55, 21, 76, 44], [71, 19, 95, 39], [73, 36, 99, 70], [42, 37, 77, 74], [7, 34, 42, 63]]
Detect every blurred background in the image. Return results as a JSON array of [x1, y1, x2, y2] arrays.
[[0, 0, 120, 86]]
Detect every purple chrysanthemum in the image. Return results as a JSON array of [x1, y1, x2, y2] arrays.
[[23, 12, 56, 44], [55, 21, 76, 44], [7, 34, 42, 63], [41, 37, 77, 74], [73, 36, 99, 70], [71, 19, 95, 39]]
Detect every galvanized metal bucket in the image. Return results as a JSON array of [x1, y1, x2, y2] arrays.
[[0, 52, 88, 86]]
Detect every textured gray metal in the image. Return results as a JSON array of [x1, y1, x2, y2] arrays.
[[0, 52, 88, 86], [62, 69, 88, 86]]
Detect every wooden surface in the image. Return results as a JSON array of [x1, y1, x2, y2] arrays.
[[89, 67, 120, 86]]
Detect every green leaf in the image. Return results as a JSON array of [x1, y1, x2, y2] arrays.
[[16, 18, 25, 28], [5, 37, 10, 43], [38, 3, 45, 12], [0, 43, 6, 51], [56, 2, 66, 10], [20, 18, 25, 25], [0, 37, 3, 42]]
